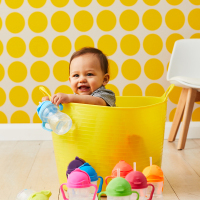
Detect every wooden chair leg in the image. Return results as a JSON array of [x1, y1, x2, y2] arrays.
[[168, 88, 188, 142], [177, 88, 197, 150]]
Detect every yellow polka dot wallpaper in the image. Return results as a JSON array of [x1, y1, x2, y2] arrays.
[[0, 0, 200, 123]]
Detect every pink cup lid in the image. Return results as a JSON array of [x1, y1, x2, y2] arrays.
[[125, 171, 148, 189], [67, 168, 92, 188]]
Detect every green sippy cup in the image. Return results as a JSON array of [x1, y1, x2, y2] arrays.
[[98, 177, 139, 200]]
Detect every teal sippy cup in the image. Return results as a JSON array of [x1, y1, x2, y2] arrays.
[[37, 101, 72, 135], [79, 163, 103, 199], [98, 177, 139, 200]]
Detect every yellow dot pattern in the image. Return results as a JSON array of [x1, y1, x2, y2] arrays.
[[9, 86, 29, 107], [75, 35, 94, 51], [7, 37, 26, 58], [5, 0, 24, 9], [0, 87, 6, 106], [97, 0, 115, 7], [120, 10, 139, 31], [11, 111, 30, 123], [143, 0, 160, 6], [188, 9, 200, 30], [6, 12, 25, 33], [142, 9, 162, 31], [74, 0, 92, 7], [0, 111, 8, 123], [0, 64, 5, 81], [121, 59, 141, 80], [29, 36, 48, 57], [0, 17, 2, 30], [8, 61, 27, 82], [74, 11, 93, 32], [0, 1, 200, 122], [31, 61, 50, 82], [53, 60, 69, 82], [144, 59, 164, 80], [145, 83, 165, 97], [28, 0, 46, 8], [166, 0, 183, 6], [28, 12, 48, 33], [108, 59, 118, 81], [165, 9, 185, 30], [166, 33, 184, 53], [120, 0, 137, 6], [121, 34, 140, 56], [0, 40, 3, 56], [52, 36, 71, 57], [51, 11, 70, 32], [97, 10, 116, 32], [98, 35, 117, 56]]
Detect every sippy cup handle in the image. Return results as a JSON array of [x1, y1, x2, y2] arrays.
[[39, 86, 63, 111], [42, 122, 52, 132], [60, 183, 68, 200], [147, 184, 155, 200], [105, 176, 112, 185], [98, 191, 106, 200], [90, 184, 98, 200], [131, 191, 140, 200], [97, 176, 104, 193]]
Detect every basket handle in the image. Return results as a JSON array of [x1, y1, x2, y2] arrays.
[[162, 84, 174, 101]]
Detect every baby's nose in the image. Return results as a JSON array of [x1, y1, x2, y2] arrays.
[[79, 76, 87, 83]]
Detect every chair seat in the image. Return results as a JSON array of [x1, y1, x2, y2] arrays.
[[169, 76, 200, 90]]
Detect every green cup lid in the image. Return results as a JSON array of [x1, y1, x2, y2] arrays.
[[105, 177, 133, 196]]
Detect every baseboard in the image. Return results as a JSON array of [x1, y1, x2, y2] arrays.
[[0, 122, 200, 140]]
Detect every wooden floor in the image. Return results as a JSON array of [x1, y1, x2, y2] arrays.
[[1, 139, 200, 200]]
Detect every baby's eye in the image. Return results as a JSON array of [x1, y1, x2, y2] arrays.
[[87, 73, 93, 76], [73, 74, 79, 77]]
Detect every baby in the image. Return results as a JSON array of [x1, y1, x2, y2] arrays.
[[42, 47, 116, 107]]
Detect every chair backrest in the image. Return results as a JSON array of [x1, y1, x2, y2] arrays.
[[167, 39, 200, 80]]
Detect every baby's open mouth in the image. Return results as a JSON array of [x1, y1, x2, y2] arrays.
[[78, 86, 90, 90]]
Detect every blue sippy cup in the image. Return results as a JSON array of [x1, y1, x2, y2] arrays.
[[79, 163, 104, 193], [37, 101, 72, 135]]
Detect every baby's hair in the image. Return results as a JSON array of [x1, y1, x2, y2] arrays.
[[69, 47, 108, 74]]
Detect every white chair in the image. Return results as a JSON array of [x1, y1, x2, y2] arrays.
[[167, 39, 200, 150]]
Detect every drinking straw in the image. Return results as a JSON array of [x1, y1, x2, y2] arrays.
[[150, 157, 152, 166], [133, 162, 136, 171], [117, 168, 120, 177]]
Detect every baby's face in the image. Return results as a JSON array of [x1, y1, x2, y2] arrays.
[[69, 53, 107, 95]]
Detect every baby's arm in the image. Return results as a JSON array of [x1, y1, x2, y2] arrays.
[[49, 93, 107, 106]]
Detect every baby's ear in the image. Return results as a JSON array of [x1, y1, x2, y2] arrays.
[[103, 73, 110, 86]]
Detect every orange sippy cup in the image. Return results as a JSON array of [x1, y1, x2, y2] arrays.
[[105, 160, 133, 185], [142, 157, 164, 198]]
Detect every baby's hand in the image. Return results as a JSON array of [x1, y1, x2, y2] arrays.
[[51, 93, 70, 106], [42, 96, 50, 101]]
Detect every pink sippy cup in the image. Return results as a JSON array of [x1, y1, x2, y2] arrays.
[[105, 160, 133, 185], [60, 168, 98, 200], [125, 171, 154, 200]]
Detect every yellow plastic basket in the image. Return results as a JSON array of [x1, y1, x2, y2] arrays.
[[52, 84, 174, 190]]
